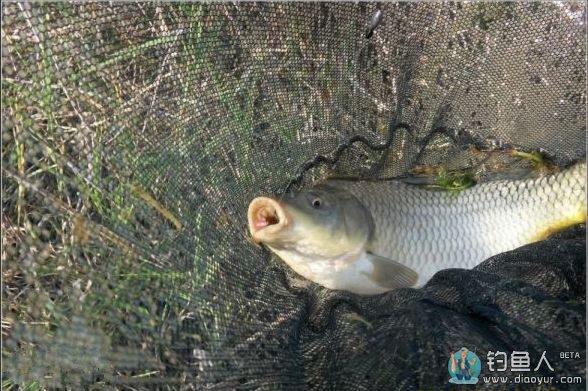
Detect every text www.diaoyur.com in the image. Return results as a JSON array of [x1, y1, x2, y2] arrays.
[[482, 374, 583, 385]]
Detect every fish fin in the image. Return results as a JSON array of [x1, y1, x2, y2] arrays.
[[362, 252, 419, 289], [395, 176, 438, 186], [530, 206, 587, 242], [326, 175, 435, 185]]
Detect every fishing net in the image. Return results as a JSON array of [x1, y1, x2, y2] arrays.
[[2, 2, 586, 390]]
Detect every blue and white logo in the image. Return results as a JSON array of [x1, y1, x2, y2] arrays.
[[448, 347, 481, 384]]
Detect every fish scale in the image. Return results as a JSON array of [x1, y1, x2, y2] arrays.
[[330, 162, 587, 286]]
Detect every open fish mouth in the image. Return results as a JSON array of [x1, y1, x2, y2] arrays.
[[247, 197, 289, 241]]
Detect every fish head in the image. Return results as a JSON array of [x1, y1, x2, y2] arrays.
[[247, 184, 373, 260]]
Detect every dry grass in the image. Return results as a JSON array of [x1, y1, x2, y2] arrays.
[[1, 3, 350, 388]]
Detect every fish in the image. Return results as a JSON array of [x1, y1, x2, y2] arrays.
[[247, 162, 587, 295]]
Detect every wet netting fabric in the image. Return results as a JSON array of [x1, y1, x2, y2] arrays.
[[2, 2, 586, 390]]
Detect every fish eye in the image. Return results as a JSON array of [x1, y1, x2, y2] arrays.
[[312, 198, 322, 209]]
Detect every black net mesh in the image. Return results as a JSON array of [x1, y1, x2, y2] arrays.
[[2, 2, 586, 390]]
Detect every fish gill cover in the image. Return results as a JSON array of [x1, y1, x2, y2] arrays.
[[1, 2, 586, 390]]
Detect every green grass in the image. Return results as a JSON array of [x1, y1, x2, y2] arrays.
[[434, 169, 477, 193], [70, 35, 184, 83], [2, 3, 323, 388], [2, 4, 224, 388], [1, 379, 42, 391]]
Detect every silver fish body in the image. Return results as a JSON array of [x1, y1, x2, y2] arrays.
[[332, 162, 586, 286], [248, 162, 586, 295]]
